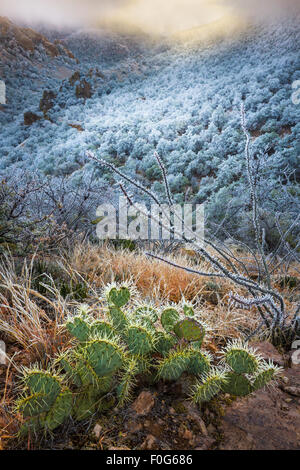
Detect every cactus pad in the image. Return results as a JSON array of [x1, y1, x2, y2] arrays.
[[66, 316, 91, 342], [84, 338, 124, 377], [187, 349, 211, 375], [157, 350, 190, 381], [222, 372, 253, 396], [126, 325, 155, 355], [24, 370, 61, 398], [135, 305, 158, 324], [224, 346, 260, 374], [107, 286, 130, 308], [252, 363, 281, 391], [91, 320, 116, 338], [183, 304, 195, 317], [161, 308, 180, 332], [17, 393, 55, 417], [45, 390, 73, 431], [155, 331, 176, 356], [173, 318, 206, 343], [191, 368, 227, 403], [108, 305, 128, 330]]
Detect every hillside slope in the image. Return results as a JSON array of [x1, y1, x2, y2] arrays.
[[0, 17, 299, 226]]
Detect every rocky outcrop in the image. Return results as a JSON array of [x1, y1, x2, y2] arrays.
[[0, 17, 75, 60]]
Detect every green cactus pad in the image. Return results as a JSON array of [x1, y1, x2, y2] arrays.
[[191, 369, 227, 404], [155, 331, 176, 356], [91, 320, 116, 338], [161, 308, 180, 332], [173, 318, 206, 342], [19, 416, 45, 437], [73, 386, 99, 421], [108, 306, 128, 330], [225, 348, 259, 374], [126, 325, 155, 355], [157, 350, 190, 381], [107, 286, 130, 308], [59, 356, 82, 387], [66, 316, 91, 342], [24, 371, 61, 399], [186, 350, 211, 375], [222, 372, 253, 396], [84, 338, 124, 377], [116, 359, 138, 406], [45, 390, 73, 431], [17, 393, 55, 417], [252, 365, 278, 391], [135, 305, 159, 324], [139, 316, 157, 333], [131, 354, 151, 374]]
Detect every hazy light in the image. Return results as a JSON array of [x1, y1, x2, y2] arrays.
[[0, 0, 298, 33]]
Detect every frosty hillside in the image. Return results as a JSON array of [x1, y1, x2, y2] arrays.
[[0, 2, 299, 452]]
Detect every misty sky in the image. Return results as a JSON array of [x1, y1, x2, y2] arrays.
[[0, 0, 298, 33]]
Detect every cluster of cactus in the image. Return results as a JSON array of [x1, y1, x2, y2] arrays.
[[16, 284, 282, 436], [191, 340, 282, 404]]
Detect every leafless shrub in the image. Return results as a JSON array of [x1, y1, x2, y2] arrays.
[[87, 104, 300, 348]]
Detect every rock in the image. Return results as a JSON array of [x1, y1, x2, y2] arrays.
[[140, 434, 158, 450], [194, 437, 216, 450], [75, 79, 92, 99], [132, 391, 155, 416], [144, 420, 164, 438], [207, 423, 216, 434], [24, 111, 41, 126], [39, 90, 56, 116], [125, 420, 143, 434], [281, 386, 300, 397], [182, 401, 208, 436], [251, 341, 284, 366], [68, 123, 84, 132], [93, 423, 103, 439], [219, 385, 300, 449]]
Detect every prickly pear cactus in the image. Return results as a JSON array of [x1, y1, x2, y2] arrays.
[[106, 285, 131, 308], [156, 349, 190, 381], [16, 285, 284, 439], [222, 341, 260, 374], [186, 349, 211, 376], [126, 323, 155, 355], [84, 337, 125, 377], [161, 307, 180, 332], [16, 367, 73, 433], [173, 318, 206, 343], [135, 305, 158, 324], [191, 368, 228, 404], [66, 315, 91, 342], [220, 341, 282, 397]]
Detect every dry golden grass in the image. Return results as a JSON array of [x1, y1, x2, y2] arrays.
[[0, 242, 299, 448]]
